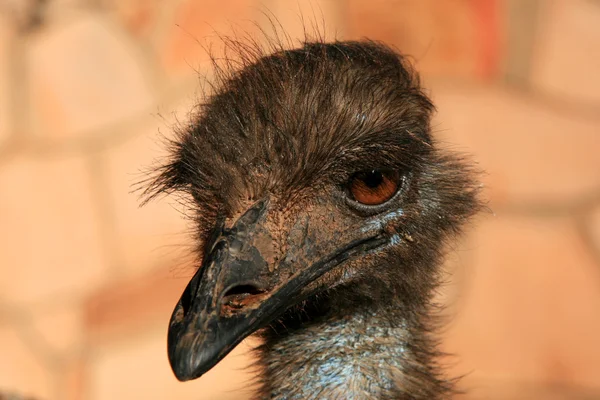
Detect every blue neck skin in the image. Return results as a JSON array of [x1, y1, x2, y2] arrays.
[[260, 307, 412, 399]]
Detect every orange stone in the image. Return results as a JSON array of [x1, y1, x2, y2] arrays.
[[104, 0, 163, 39], [0, 14, 15, 147], [531, 0, 600, 104], [87, 325, 257, 400], [431, 83, 600, 206], [100, 106, 194, 279], [343, 0, 504, 79], [0, 154, 108, 306], [590, 205, 600, 261], [443, 214, 600, 389]]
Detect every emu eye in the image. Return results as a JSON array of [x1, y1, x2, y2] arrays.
[[348, 170, 401, 205]]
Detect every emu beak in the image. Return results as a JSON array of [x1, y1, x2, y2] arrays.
[[167, 199, 386, 381]]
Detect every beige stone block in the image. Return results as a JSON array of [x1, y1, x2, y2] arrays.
[[590, 205, 600, 258], [461, 379, 600, 399], [531, 0, 600, 104], [102, 112, 193, 278], [27, 14, 154, 140], [0, 15, 15, 147], [57, 355, 86, 400], [261, 0, 342, 43], [443, 215, 600, 389], [431, 84, 600, 206], [436, 234, 475, 319], [0, 326, 54, 400], [158, 0, 260, 79], [87, 326, 256, 400], [29, 302, 84, 357], [0, 155, 108, 306], [84, 266, 189, 343]]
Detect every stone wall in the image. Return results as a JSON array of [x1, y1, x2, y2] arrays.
[[0, 0, 599, 399]]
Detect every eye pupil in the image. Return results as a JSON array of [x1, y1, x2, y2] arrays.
[[363, 170, 383, 188]]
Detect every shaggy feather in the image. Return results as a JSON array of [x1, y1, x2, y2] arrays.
[[144, 33, 481, 399]]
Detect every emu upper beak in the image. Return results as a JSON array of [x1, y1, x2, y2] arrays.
[[167, 199, 386, 381]]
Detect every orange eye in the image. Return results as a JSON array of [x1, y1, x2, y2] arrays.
[[348, 170, 401, 205]]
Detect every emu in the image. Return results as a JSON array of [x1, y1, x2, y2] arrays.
[[145, 38, 480, 399]]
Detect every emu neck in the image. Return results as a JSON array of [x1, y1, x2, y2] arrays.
[[258, 304, 431, 400]]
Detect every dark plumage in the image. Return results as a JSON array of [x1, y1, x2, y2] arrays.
[[144, 36, 480, 399]]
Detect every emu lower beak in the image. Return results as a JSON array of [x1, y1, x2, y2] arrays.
[[167, 200, 385, 381]]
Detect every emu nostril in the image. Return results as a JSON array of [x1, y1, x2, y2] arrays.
[[223, 284, 264, 297], [221, 284, 266, 314]]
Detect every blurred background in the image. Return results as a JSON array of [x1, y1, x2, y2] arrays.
[[0, 0, 599, 399]]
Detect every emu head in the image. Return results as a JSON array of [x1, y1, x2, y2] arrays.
[[146, 40, 479, 381]]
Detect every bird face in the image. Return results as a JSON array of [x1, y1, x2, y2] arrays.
[[168, 168, 412, 380], [146, 41, 479, 381]]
